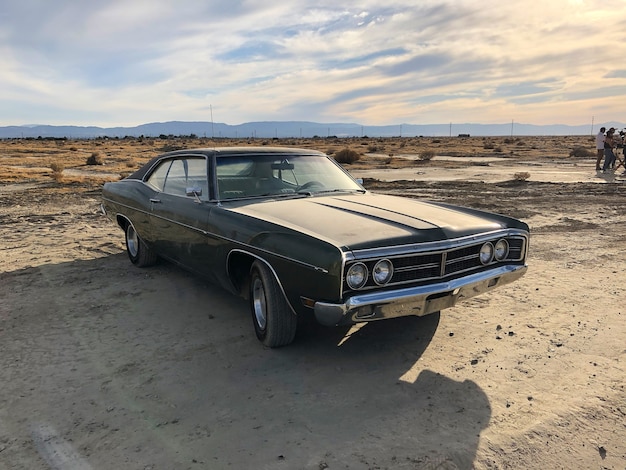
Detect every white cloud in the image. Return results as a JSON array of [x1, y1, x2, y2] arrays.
[[0, 0, 624, 127]]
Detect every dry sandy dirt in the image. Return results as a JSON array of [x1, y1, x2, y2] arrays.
[[1, 136, 625, 470]]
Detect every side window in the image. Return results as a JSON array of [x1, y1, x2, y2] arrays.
[[185, 158, 209, 199], [146, 160, 172, 192], [147, 157, 208, 199], [163, 160, 187, 196]]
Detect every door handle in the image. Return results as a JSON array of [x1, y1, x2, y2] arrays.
[[150, 198, 161, 203]]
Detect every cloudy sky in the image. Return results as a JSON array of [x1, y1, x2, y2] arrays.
[[1, 0, 625, 128]]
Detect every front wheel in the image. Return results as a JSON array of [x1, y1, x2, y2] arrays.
[[125, 222, 157, 267], [249, 261, 297, 347]]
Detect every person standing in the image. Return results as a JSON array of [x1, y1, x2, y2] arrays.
[[620, 130, 626, 174], [602, 128, 616, 172], [595, 127, 606, 170]]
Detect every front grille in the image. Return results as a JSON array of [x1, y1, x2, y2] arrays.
[[344, 235, 527, 293]]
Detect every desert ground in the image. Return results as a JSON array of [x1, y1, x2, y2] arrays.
[[1, 135, 625, 470]]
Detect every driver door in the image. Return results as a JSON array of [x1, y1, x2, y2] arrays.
[[146, 157, 213, 273]]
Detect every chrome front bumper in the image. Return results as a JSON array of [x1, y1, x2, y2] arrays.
[[313, 264, 527, 326]]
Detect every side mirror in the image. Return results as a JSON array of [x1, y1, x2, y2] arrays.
[[186, 187, 202, 197], [271, 161, 295, 170]]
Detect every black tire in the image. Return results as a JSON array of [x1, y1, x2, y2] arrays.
[[125, 222, 157, 267], [249, 261, 297, 347]]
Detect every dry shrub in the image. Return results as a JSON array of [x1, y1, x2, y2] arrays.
[[569, 147, 593, 158], [514, 172, 530, 181], [334, 148, 361, 164], [86, 152, 104, 165], [419, 149, 436, 161], [483, 142, 495, 149], [50, 162, 64, 182]]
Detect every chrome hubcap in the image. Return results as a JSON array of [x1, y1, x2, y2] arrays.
[[127, 225, 138, 257], [251, 277, 267, 330]]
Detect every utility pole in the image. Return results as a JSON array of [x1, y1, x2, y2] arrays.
[[210, 104, 215, 139]]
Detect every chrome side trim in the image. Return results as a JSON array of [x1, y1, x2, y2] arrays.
[[314, 264, 527, 326], [103, 197, 334, 273], [227, 248, 328, 277]]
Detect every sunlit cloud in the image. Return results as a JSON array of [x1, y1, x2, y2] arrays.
[[0, 0, 624, 127]]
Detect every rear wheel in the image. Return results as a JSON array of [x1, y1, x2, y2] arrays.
[[249, 261, 297, 347], [125, 222, 157, 267]]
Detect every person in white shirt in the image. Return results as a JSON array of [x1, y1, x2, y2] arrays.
[[595, 127, 606, 171]]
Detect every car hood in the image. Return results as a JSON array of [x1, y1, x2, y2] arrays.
[[228, 192, 509, 250]]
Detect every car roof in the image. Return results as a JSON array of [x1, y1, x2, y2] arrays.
[[163, 146, 326, 158], [128, 146, 327, 180]]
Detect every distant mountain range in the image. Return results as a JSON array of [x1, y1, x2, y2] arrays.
[[1, 120, 625, 139]]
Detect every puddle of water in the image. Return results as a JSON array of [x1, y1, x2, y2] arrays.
[[367, 153, 508, 163], [351, 163, 625, 184]]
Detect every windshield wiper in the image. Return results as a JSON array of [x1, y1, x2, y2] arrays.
[[257, 191, 312, 199], [312, 188, 366, 195]]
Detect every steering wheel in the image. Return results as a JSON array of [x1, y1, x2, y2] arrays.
[[298, 180, 324, 191]]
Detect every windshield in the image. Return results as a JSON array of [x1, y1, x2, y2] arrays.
[[216, 154, 363, 200]]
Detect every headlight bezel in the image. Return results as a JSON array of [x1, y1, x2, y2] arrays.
[[494, 239, 509, 261], [346, 262, 368, 290], [372, 259, 394, 286], [479, 242, 495, 265]]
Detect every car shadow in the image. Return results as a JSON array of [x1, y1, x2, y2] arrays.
[[1, 255, 491, 470]]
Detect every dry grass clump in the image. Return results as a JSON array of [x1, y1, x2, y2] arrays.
[[50, 162, 64, 182], [86, 152, 104, 165], [513, 172, 530, 181], [419, 149, 436, 161], [334, 148, 361, 164], [569, 147, 593, 158]]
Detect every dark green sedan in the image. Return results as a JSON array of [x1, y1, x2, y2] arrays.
[[101, 147, 529, 347]]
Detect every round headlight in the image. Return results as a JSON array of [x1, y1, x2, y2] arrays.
[[479, 242, 494, 265], [494, 239, 509, 261], [372, 259, 394, 285], [346, 263, 368, 289]]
